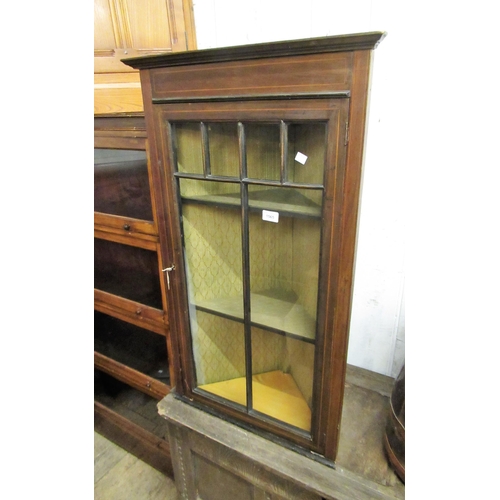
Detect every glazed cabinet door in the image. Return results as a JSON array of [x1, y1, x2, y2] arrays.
[[155, 98, 349, 456], [94, 117, 173, 397], [94, 143, 168, 336]]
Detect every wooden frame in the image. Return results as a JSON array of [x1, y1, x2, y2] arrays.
[[94, 0, 198, 115], [123, 32, 385, 463], [94, 114, 175, 474]]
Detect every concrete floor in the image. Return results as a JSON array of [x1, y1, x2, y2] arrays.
[[94, 431, 178, 500]]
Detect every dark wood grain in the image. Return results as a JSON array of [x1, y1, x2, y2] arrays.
[[138, 70, 185, 395], [122, 32, 386, 69], [94, 114, 174, 472], [128, 33, 384, 464], [147, 52, 353, 101], [94, 352, 170, 400], [324, 49, 374, 461]]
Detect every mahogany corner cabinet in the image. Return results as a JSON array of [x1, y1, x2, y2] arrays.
[[122, 31, 386, 464]]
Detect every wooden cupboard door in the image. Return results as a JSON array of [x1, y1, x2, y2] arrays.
[[153, 97, 349, 456], [94, 0, 193, 74]]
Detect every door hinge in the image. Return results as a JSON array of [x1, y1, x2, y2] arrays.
[[344, 121, 349, 146]]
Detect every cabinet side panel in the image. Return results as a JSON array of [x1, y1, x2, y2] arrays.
[[324, 50, 373, 461], [150, 52, 353, 99]]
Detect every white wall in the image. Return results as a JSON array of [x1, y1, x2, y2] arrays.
[[191, 0, 405, 377]]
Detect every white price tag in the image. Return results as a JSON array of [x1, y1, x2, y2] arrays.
[[295, 152, 308, 165], [262, 210, 279, 223]]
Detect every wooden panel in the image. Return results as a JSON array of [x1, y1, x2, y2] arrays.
[[94, 228, 158, 250], [94, 85, 144, 114], [94, 289, 168, 335], [94, 0, 117, 50], [155, 99, 341, 122], [126, 0, 175, 49], [94, 113, 146, 132], [160, 377, 404, 500], [94, 135, 146, 149], [94, 0, 189, 74], [94, 73, 144, 114], [323, 50, 374, 461], [94, 113, 147, 143], [181, 0, 197, 51], [94, 213, 157, 238], [95, 352, 170, 399], [94, 0, 197, 113], [94, 301, 167, 336], [149, 52, 353, 100], [193, 452, 255, 500], [94, 401, 173, 476], [94, 49, 139, 74], [95, 72, 142, 85]]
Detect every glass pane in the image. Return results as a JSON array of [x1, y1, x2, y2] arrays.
[[248, 185, 323, 219], [173, 122, 204, 174], [94, 149, 153, 220], [94, 311, 169, 381], [179, 178, 241, 208], [207, 123, 240, 178], [194, 314, 247, 407], [287, 123, 327, 185], [246, 123, 281, 181], [181, 201, 243, 306], [248, 200, 319, 431], [248, 203, 321, 341], [94, 238, 163, 309], [251, 327, 314, 432], [180, 192, 246, 407]]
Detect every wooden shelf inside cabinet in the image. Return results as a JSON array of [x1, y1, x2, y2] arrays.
[[196, 289, 316, 342], [181, 187, 322, 219], [199, 370, 311, 431]]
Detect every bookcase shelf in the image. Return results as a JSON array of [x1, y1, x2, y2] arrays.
[[195, 289, 316, 343], [182, 187, 322, 219]]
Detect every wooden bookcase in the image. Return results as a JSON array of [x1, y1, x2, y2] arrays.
[[94, 0, 197, 114], [121, 32, 386, 464], [94, 114, 174, 475]]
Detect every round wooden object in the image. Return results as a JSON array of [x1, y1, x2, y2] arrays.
[[384, 364, 405, 482]]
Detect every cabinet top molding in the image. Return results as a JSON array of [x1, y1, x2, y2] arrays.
[[122, 31, 386, 69]]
